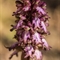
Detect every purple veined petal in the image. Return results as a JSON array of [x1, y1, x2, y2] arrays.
[[36, 6, 46, 15], [32, 32, 42, 44], [23, 6, 30, 11], [24, 46, 34, 58], [33, 49, 42, 60], [16, 20, 23, 29], [25, 48, 34, 58], [32, 17, 41, 29], [22, 0, 31, 12], [28, 47, 34, 57], [41, 21, 47, 33], [20, 15, 26, 20], [24, 45, 31, 52], [23, 31, 30, 43], [42, 38, 50, 50]]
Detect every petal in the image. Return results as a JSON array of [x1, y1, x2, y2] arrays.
[[20, 15, 26, 20], [36, 7, 46, 15], [33, 49, 42, 60], [32, 32, 42, 44], [42, 38, 50, 50], [32, 17, 41, 28], [24, 46, 34, 58], [23, 32, 30, 43], [41, 21, 47, 33], [16, 20, 23, 29], [23, 6, 30, 11]]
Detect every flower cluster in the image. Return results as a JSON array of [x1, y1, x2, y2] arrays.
[[6, 0, 51, 60]]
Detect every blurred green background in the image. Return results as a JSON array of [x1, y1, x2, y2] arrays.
[[0, 0, 60, 60]]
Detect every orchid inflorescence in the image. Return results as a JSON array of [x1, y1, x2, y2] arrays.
[[6, 0, 51, 60]]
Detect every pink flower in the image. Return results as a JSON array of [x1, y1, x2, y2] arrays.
[[36, 6, 46, 15], [32, 49, 42, 60], [23, 0, 31, 11], [42, 38, 50, 50], [32, 17, 41, 29], [23, 6, 30, 11], [23, 31, 30, 43], [16, 20, 23, 29], [41, 21, 47, 33], [32, 32, 42, 44], [24, 46, 34, 58], [19, 15, 26, 20]]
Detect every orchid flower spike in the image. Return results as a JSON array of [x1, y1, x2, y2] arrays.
[[6, 0, 51, 60]]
